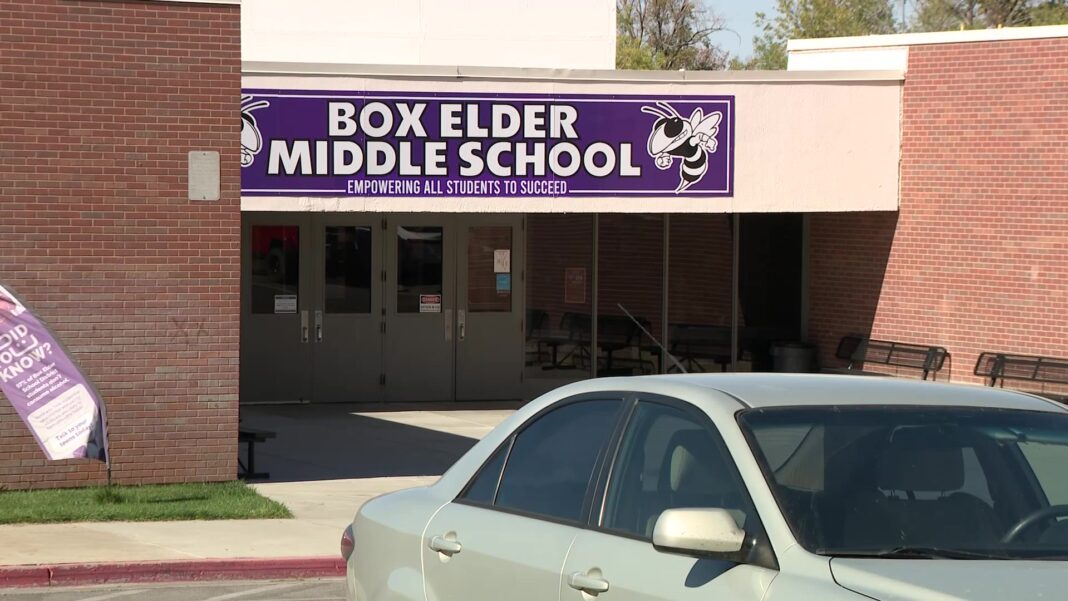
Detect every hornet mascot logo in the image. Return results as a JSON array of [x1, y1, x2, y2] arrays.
[[241, 95, 270, 167], [641, 102, 722, 193]]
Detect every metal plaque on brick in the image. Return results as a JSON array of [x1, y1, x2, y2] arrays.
[[189, 150, 220, 201]]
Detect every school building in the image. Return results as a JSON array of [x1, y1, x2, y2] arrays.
[[0, 0, 1064, 488]]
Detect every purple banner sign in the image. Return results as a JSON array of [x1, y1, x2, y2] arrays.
[[240, 90, 734, 198], [0, 284, 108, 462]]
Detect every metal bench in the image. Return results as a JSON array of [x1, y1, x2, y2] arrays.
[[666, 323, 731, 373], [974, 352, 1068, 402], [527, 311, 592, 370], [238, 427, 276, 480], [526, 311, 657, 375], [825, 335, 948, 380], [524, 308, 550, 366], [596, 314, 649, 376]]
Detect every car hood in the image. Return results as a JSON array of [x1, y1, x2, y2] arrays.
[[831, 558, 1068, 601]]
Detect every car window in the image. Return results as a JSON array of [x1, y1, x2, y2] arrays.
[[896, 445, 992, 505], [601, 401, 754, 539], [752, 424, 814, 471], [740, 406, 1068, 558], [494, 399, 620, 523], [1018, 440, 1068, 506], [461, 443, 509, 504]]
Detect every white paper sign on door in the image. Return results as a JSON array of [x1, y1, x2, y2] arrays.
[[493, 249, 511, 273]]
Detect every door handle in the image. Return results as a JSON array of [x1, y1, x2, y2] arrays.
[[428, 535, 462, 556], [315, 310, 323, 342], [300, 310, 309, 343], [458, 309, 466, 342], [568, 571, 609, 595]]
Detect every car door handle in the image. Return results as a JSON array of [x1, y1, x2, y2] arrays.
[[568, 571, 609, 594], [428, 535, 462, 556]]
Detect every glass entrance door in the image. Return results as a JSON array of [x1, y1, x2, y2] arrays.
[[242, 213, 382, 404], [311, 215, 382, 403], [383, 215, 457, 402], [455, 215, 524, 400], [381, 214, 525, 402], [242, 214, 313, 403], [242, 212, 526, 404]]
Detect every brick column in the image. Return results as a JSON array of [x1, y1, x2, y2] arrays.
[[0, 0, 241, 488]]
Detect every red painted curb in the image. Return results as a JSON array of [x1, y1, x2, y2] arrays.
[[0, 566, 50, 587], [0, 557, 345, 588]]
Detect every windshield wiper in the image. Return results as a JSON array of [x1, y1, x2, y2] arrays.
[[825, 546, 1012, 560]]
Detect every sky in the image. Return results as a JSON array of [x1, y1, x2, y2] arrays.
[[707, 0, 778, 61]]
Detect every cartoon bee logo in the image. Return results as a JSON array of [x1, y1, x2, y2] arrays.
[[641, 101, 722, 193], [241, 95, 270, 168]]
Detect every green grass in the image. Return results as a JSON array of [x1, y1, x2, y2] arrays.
[[0, 481, 292, 524]]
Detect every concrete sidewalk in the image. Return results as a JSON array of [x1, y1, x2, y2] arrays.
[[0, 408, 514, 580], [0, 476, 435, 566]]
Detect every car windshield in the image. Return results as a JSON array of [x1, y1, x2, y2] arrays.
[[739, 405, 1068, 560]]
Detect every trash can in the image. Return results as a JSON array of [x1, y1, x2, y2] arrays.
[[771, 342, 817, 373]]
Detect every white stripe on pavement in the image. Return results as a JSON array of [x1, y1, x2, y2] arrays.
[[75, 590, 146, 601], [199, 583, 305, 601], [243, 598, 344, 601]]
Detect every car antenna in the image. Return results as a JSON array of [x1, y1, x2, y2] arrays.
[[617, 303, 688, 374]]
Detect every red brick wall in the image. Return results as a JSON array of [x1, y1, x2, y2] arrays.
[[0, 0, 241, 488], [811, 37, 1068, 393], [668, 215, 734, 328], [809, 212, 898, 370]]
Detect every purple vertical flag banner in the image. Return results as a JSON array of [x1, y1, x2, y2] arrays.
[[240, 90, 734, 198], [0, 284, 109, 463]]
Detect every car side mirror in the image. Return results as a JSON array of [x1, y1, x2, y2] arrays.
[[652, 507, 746, 555]]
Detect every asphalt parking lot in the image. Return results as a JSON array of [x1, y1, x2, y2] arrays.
[[0, 579, 345, 601]]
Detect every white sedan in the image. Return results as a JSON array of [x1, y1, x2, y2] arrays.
[[343, 373, 1068, 601]]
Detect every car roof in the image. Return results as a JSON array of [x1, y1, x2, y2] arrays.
[[558, 373, 1065, 413]]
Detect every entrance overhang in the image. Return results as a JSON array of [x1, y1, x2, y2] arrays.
[[241, 63, 904, 214]]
